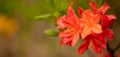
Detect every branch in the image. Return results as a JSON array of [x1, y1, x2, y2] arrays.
[[114, 43, 120, 52], [107, 43, 114, 57], [107, 43, 120, 57]]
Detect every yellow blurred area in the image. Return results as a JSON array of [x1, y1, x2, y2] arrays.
[[0, 14, 19, 37]]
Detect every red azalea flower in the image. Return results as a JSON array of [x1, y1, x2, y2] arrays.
[[78, 2, 116, 54], [89, 2, 116, 40], [78, 34, 106, 54], [102, 15, 116, 40], [89, 2, 116, 28], [57, 1, 116, 55], [78, 8, 102, 39], [89, 2, 110, 15], [57, 3, 82, 46]]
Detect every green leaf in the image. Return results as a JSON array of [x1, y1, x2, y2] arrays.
[[44, 29, 58, 36], [39, 0, 55, 13], [98, 0, 104, 7], [34, 14, 53, 20], [53, 0, 61, 11], [78, 0, 89, 9], [60, 0, 70, 14]]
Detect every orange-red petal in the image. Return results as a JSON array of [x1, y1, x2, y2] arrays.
[[98, 3, 110, 14], [78, 40, 90, 54], [81, 25, 91, 39], [91, 24, 102, 34], [89, 2, 97, 11]]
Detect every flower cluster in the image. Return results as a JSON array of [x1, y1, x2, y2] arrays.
[[57, 2, 116, 54]]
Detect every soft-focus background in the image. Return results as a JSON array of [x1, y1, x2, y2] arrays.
[[0, 0, 120, 57]]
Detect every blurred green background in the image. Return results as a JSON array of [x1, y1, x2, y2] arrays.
[[0, 0, 120, 57]]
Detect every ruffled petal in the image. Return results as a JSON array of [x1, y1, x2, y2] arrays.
[[82, 9, 93, 20], [59, 29, 79, 46], [58, 2, 82, 47], [59, 28, 75, 37], [107, 15, 116, 20], [67, 2, 78, 19], [102, 15, 116, 28], [89, 2, 97, 12], [72, 33, 79, 46], [78, 7, 84, 16], [91, 24, 102, 34], [94, 34, 106, 49], [92, 39, 102, 53], [64, 16, 79, 28], [62, 3, 79, 28], [78, 40, 90, 54], [98, 3, 110, 14], [81, 25, 91, 39], [57, 16, 67, 28], [103, 28, 114, 41], [106, 15, 116, 27], [60, 32, 79, 46], [98, 37, 106, 49], [93, 14, 101, 24], [60, 37, 72, 46]]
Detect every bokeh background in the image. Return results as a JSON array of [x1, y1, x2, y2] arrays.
[[0, 0, 120, 57]]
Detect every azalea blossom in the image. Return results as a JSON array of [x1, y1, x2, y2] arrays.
[[89, 2, 116, 40], [78, 34, 106, 54], [57, 3, 82, 46], [79, 9, 102, 39], [57, 1, 116, 55], [77, 2, 116, 54]]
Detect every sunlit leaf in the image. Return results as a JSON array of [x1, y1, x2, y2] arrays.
[[44, 29, 58, 36], [35, 14, 53, 20]]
